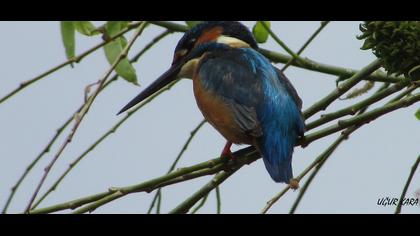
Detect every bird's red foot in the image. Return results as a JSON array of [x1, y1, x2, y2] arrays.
[[220, 141, 234, 161]]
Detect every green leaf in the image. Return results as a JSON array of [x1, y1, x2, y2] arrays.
[[361, 37, 375, 50], [415, 108, 420, 120], [105, 21, 129, 37], [185, 21, 201, 28], [74, 21, 100, 36], [408, 64, 420, 81], [104, 38, 138, 85], [103, 22, 138, 85], [60, 21, 76, 60], [252, 21, 270, 44]]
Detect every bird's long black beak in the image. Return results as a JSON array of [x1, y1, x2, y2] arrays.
[[117, 62, 182, 115]]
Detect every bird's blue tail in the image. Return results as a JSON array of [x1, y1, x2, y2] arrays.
[[255, 74, 305, 183], [257, 121, 299, 183]]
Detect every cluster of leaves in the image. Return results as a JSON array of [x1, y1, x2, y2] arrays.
[[60, 21, 138, 85], [357, 21, 420, 79]]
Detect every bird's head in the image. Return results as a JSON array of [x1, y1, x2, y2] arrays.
[[172, 21, 258, 65], [117, 21, 257, 115]]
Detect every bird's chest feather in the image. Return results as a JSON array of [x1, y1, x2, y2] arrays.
[[193, 76, 251, 144]]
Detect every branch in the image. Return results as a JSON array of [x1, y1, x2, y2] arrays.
[[260, 49, 402, 83], [3, 29, 173, 214], [2, 78, 120, 214], [169, 170, 237, 214], [305, 79, 413, 131], [147, 119, 206, 213], [282, 21, 330, 71], [29, 156, 224, 214], [215, 186, 222, 214], [289, 83, 403, 213], [29, 147, 259, 214], [190, 193, 209, 214], [30, 30, 173, 210], [395, 155, 420, 214], [149, 21, 189, 33], [260, 21, 307, 67], [303, 59, 382, 119], [23, 21, 148, 213], [300, 93, 420, 147], [1, 109, 76, 214], [290, 124, 361, 214], [262, 115, 368, 214]]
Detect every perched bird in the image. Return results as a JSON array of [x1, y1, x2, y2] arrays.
[[118, 21, 305, 186]]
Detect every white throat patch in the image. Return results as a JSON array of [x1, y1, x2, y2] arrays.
[[216, 35, 250, 48], [177, 58, 200, 79]]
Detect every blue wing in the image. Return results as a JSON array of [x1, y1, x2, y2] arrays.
[[198, 48, 264, 138], [274, 68, 303, 110], [198, 47, 305, 183]]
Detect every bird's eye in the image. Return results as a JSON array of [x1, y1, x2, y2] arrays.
[[187, 38, 196, 46]]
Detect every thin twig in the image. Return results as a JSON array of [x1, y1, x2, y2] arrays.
[[29, 147, 258, 214], [215, 186, 221, 214], [290, 84, 394, 214], [1, 110, 75, 213], [190, 194, 209, 214], [147, 119, 206, 213], [169, 170, 237, 214], [0, 21, 143, 105], [23, 21, 148, 213], [32, 79, 176, 210], [148, 21, 189, 33], [387, 85, 419, 104], [395, 155, 420, 214], [260, 48, 402, 83], [30, 30, 173, 210], [260, 21, 307, 67], [156, 192, 162, 214], [147, 189, 161, 214], [261, 123, 361, 214], [305, 79, 411, 131], [282, 21, 330, 71], [3, 29, 168, 213], [303, 59, 383, 119], [2, 78, 118, 214], [70, 162, 235, 214], [290, 123, 363, 214], [300, 93, 420, 147]]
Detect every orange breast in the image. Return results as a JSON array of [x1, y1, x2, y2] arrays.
[[193, 75, 251, 145]]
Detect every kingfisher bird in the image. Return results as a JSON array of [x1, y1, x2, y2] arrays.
[[118, 21, 305, 186]]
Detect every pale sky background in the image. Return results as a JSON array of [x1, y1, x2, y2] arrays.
[[1, 21, 419, 214]]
